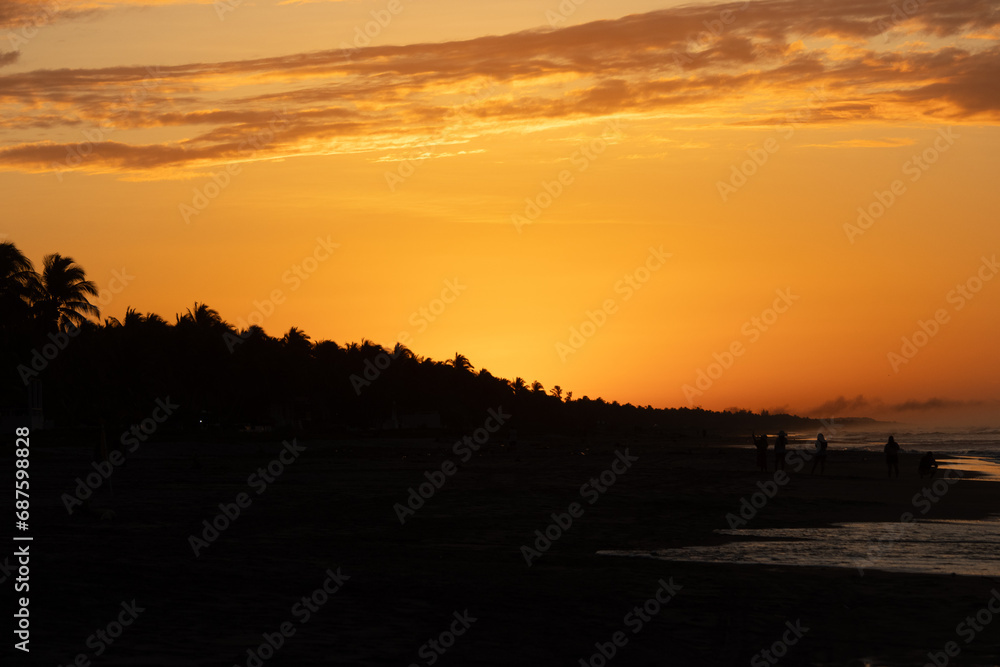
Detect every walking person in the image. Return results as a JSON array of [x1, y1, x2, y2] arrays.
[[752, 431, 769, 473], [774, 431, 788, 472], [810, 433, 828, 475], [884, 435, 900, 478]]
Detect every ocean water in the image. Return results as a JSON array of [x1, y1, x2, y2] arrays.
[[790, 427, 1000, 455], [601, 428, 1000, 577], [784, 427, 1000, 480], [599, 519, 1000, 577]]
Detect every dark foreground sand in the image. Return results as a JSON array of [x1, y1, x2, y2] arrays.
[[21, 432, 1000, 666]]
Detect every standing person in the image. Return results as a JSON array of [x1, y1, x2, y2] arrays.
[[811, 433, 828, 475], [774, 431, 788, 472], [884, 435, 900, 478], [752, 431, 769, 473]]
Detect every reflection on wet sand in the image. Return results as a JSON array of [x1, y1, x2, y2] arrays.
[[600, 518, 1000, 577]]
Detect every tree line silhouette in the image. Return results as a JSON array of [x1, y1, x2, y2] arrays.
[[2, 240, 828, 438]]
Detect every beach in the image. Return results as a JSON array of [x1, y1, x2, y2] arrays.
[[27, 431, 1000, 666]]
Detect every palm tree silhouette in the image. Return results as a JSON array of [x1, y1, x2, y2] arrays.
[[178, 302, 230, 333], [282, 327, 313, 356], [121, 307, 167, 328], [0, 241, 37, 328], [359, 339, 386, 357], [32, 253, 99, 332], [1, 239, 831, 440], [392, 342, 415, 360], [449, 352, 473, 373]]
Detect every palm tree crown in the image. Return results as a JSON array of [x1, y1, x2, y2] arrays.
[[0, 242, 37, 325], [29, 252, 99, 332]]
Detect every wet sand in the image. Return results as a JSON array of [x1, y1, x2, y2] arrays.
[[26, 433, 1000, 666]]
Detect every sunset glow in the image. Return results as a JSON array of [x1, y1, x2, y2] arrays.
[[4, 0, 999, 422]]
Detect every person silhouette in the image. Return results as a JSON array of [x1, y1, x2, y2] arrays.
[[811, 433, 827, 474], [752, 431, 769, 473], [918, 451, 939, 479], [774, 431, 788, 472], [884, 436, 900, 478]]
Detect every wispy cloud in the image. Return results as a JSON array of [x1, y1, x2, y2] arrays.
[[1, 0, 94, 29], [0, 0, 222, 29], [803, 137, 919, 148], [2, 0, 998, 176]]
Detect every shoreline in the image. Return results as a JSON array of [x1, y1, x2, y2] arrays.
[[27, 433, 1000, 665]]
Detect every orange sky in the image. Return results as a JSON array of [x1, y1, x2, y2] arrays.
[[3, 0, 999, 424]]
